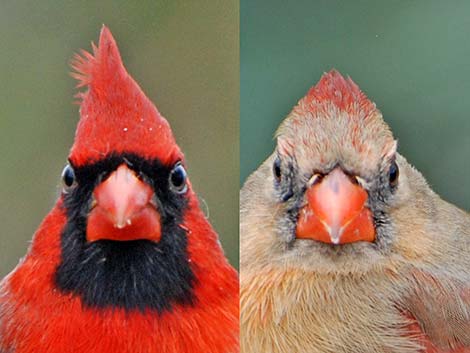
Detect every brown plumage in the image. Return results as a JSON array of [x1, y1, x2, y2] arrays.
[[240, 70, 470, 353]]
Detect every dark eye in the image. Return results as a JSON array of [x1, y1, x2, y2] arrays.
[[389, 160, 399, 187], [61, 164, 77, 192], [169, 162, 188, 193], [273, 157, 282, 182]]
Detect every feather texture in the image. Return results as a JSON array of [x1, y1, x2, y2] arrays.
[[240, 70, 470, 353], [0, 26, 239, 353], [69, 26, 179, 167]]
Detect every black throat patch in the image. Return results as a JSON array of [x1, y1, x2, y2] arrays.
[[54, 153, 196, 313]]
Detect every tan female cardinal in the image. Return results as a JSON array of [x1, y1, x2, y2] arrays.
[[240, 70, 470, 353], [0, 26, 239, 353]]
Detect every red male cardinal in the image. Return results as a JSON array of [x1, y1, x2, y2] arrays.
[[240, 70, 470, 353], [0, 26, 239, 353]]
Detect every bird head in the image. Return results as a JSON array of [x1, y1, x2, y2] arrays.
[[53, 26, 205, 312], [243, 70, 428, 273], [67, 26, 185, 244]]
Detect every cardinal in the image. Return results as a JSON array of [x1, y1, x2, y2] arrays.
[[240, 70, 470, 353], [0, 26, 239, 353]]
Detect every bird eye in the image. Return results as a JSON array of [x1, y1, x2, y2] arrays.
[[169, 162, 188, 194], [61, 164, 77, 192], [389, 160, 399, 187], [273, 157, 282, 182]]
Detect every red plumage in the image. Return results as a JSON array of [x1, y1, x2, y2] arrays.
[[0, 26, 239, 353], [70, 26, 179, 166], [294, 69, 376, 118]]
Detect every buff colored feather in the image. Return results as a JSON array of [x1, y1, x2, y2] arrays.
[[240, 70, 470, 353]]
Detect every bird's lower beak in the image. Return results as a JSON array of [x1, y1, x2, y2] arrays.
[[295, 167, 375, 245], [86, 164, 161, 242]]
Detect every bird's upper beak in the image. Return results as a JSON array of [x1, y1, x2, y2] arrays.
[[86, 164, 161, 242], [295, 167, 375, 245]]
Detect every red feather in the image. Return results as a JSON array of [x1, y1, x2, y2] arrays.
[[294, 69, 377, 119], [0, 26, 239, 353], [405, 316, 470, 353], [69, 26, 180, 167]]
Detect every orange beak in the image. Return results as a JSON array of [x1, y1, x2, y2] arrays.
[[86, 164, 161, 242], [295, 168, 375, 245]]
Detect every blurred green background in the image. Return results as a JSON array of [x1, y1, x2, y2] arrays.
[[241, 1, 470, 213], [0, 0, 239, 277]]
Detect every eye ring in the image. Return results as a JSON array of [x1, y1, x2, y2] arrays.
[[273, 157, 282, 182], [61, 164, 77, 192], [389, 160, 399, 187], [169, 162, 188, 194]]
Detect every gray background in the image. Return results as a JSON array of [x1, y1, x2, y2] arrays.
[[0, 0, 239, 277], [241, 0, 470, 216]]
